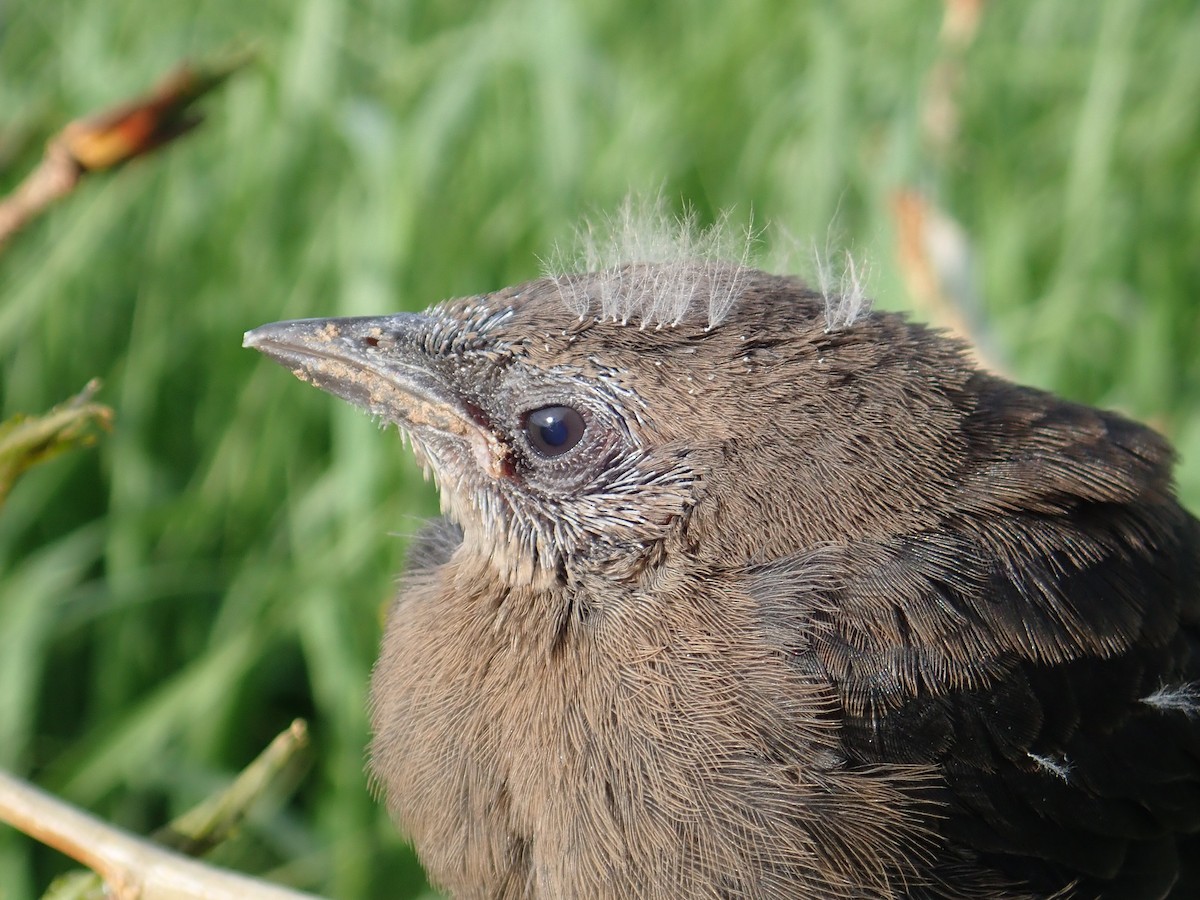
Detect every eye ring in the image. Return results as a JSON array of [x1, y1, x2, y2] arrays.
[[523, 405, 586, 457]]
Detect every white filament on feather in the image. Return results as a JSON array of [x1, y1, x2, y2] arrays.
[[813, 244, 872, 332], [1142, 682, 1200, 716], [541, 195, 758, 329], [542, 195, 871, 331], [1027, 752, 1073, 783]]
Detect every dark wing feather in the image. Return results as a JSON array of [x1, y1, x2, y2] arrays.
[[779, 381, 1200, 897]]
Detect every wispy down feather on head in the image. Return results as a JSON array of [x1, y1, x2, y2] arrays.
[[541, 195, 872, 332], [813, 244, 872, 332]]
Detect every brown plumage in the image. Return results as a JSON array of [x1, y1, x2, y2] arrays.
[[245, 259, 1200, 899]]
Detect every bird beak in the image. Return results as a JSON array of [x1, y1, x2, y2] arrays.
[[244, 315, 512, 477]]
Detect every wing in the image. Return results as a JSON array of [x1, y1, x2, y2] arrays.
[[768, 381, 1200, 898]]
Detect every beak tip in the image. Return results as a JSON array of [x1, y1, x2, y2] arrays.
[[242, 323, 274, 350]]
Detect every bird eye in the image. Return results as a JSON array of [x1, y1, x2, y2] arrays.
[[523, 405, 586, 457]]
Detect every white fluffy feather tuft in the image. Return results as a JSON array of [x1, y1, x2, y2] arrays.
[[542, 195, 760, 329], [542, 196, 874, 332], [813, 243, 873, 331], [1142, 682, 1200, 716], [1027, 753, 1073, 783]]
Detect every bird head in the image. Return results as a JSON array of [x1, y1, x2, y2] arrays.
[[244, 258, 979, 590], [245, 229, 1198, 900]]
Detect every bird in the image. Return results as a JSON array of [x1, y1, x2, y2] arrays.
[[244, 236, 1200, 898]]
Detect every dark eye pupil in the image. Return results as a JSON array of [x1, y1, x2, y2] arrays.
[[540, 417, 569, 446], [525, 405, 585, 457]]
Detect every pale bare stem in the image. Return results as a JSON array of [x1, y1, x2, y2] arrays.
[[890, 3, 1000, 373], [0, 140, 82, 246], [0, 770, 321, 899], [922, 0, 987, 158], [155, 718, 311, 855], [889, 189, 1002, 373], [0, 721, 321, 900]]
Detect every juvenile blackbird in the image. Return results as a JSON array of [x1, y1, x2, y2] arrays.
[[245, 257, 1200, 899]]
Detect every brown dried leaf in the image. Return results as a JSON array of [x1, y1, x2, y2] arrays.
[[58, 51, 253, 172]]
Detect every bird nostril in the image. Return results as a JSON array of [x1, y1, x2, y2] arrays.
[[363, 336, 380, 348]]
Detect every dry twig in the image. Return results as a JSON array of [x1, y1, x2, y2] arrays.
[[0, 721, 320, 900]]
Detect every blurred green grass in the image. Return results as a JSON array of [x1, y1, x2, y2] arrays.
[[0, 0, 1197, 897]]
